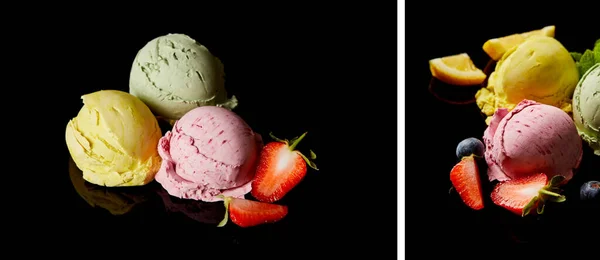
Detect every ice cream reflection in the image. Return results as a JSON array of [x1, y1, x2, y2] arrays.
[[69, 157, 152, 215], [155, 188, 225, 225]]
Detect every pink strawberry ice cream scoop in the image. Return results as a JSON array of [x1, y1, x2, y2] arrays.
[[483, 99, 582, 182], [155, 106, 263, 202]]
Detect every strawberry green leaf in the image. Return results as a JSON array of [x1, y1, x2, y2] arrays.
[[269, 132, 288, 143], [536, 202, 545, 215], [522, 196, 538, 217], [546, 195, 566, 203], [298, 152, 319, 171], [538, 189, 562, 198], [310, 149, 317, 159], [549, 175, 566, 187], [217, 196, 231, 227], [578, 49, 596, 78]]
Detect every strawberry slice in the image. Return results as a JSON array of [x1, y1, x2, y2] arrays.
[[450, 155, 484, 210], [251, 132, 318, 203], [217, 196, 288, 228], [491, 173, 567, 216]]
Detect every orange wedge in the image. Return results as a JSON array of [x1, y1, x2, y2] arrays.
[[429, 53, 486, 86], [483, 25, 555, 60]]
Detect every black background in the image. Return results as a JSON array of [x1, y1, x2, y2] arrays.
[[5, 1, 600, 258]]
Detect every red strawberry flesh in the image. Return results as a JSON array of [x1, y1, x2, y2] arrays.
[[228, 198, 288, 228], [450, 155, 484, 210], [252, 142, 307, 202], [251, 131, 318, 203], [491, 173, 547, 215]]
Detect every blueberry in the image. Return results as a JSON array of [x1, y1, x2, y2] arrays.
[[580, 181, 600, 201], [456, 137, 485, 159]]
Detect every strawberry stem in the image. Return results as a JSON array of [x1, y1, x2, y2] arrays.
[[522, 175, 568, 217], [289, 132, 307, 151]]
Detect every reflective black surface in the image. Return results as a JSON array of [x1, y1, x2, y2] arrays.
[[54, 31, 329, 246], [13, 3, 396, 256]]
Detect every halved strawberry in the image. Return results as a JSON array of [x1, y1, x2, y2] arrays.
[[217, 196, 288, 228], [491, 173, 566, 216], [251, 132, 318, 203], [450, 155, 484, 210]]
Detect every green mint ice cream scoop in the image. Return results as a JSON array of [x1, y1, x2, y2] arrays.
[[572, 63, 600, 156], [129, 33, 237, 121]]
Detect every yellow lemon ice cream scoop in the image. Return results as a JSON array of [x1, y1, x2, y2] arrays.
[[476, 35, 579, 124], [65, 90, 162, 187]]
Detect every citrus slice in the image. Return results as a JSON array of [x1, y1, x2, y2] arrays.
[[429, 53, 487, 86], [483, 25, 555, 60]]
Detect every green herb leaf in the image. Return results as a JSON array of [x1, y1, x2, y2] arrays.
[[594, 39, 600, 63], [578, 49, 596, 77], [571, 52, 582, 62], [522, 196, 538, 217], [310, 149, 317, 160]]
